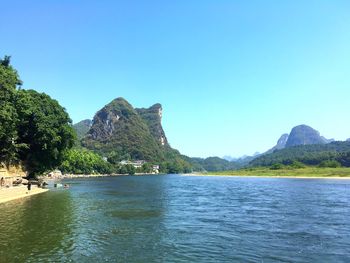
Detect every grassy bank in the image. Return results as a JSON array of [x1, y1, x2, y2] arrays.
[[202, 167, 350, 178]]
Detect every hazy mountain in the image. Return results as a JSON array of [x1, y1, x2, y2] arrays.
[[265, 133, 289, 154], [285, 124, 328, 147], [73, 119, 92, 140]]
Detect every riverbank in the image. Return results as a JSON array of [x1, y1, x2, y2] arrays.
[[189, 167, 350, 179], [43, 172, 159, 180], [0, 186, 49, 204]]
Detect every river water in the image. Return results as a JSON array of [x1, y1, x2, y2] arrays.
[[0, 175, 349, 262]]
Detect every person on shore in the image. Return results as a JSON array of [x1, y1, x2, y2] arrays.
[[0, 177, 4, 188], [27, 181, 32, 191]]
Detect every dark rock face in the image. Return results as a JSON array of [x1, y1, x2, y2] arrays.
[[285, 125, 328, 148]]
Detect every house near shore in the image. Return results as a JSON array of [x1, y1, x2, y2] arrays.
[[120, 160, 146, 169], [119, 160, 160, 173]]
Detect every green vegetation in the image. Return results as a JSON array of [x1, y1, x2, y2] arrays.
[[204, 166, 350, 178], [60, 149, 112, 174], [0, 56, 75, 177]]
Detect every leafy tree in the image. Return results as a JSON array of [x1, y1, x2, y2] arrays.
[[141, 162, 152, 173], [270, 163, 284, 170], [318, 160, 341, 168], [290, 161, 306, 169], [15, 90, 76, 177], [60, 149, 112, 174], [125, 164, 135, 175], [0, 56, 22, 165]]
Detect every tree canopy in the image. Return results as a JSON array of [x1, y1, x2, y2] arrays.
[[0, 56, 75, 177]]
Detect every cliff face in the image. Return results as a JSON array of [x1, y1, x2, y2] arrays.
[[81, 98, 171, 161]]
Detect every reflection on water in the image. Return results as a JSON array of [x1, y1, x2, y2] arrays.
[[0, 175, 350, 262], [0, 190, 73, 262]]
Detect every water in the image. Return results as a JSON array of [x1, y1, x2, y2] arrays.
[[1, 175, 350, 262]]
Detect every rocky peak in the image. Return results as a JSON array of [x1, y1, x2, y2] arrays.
[[265, 133, 289, 154], [88, 97, 138, 141], [81, 97, 172, 161], [285, 124, 328, 148], [275, 133, 289, 149]]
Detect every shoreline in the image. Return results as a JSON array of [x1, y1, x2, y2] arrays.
[[0, 185, 49, 204], [43, 172, 160, 180], [185, 173, 350, 179]]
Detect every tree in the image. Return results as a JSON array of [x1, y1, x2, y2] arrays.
[[318, 160, 341, 168], [0, 56, 22, 165], [141, 163, 152, 173], [16, 90, 75, 177], [60, 149, 112, 174], [125, 164, 135, 175]]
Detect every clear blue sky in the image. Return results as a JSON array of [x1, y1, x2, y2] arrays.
[[1, 0, 350, 158]]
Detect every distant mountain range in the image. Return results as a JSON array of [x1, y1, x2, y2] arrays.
[[250, 125, 349, 167], [224, 124, 348, 167], [73, 100, 350, 171]]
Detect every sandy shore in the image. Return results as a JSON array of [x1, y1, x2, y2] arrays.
[[0, 185, 49, 204]]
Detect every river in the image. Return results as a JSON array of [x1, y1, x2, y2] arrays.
[[0, 175, 349, 262]]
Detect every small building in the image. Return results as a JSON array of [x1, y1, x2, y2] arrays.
[[119, 160, 146, 169], [152, 165, 160, 174]]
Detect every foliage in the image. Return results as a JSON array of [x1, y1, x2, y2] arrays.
[[318, 160, 341, 168], [0, 56, 75, 177], [15, 90, 75, 177], [0, 56, 22, 164], [270, 163, 284, 170], [60, 149, 112, 174]]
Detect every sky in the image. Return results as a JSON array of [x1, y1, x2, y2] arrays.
[[1, 0, 350, 158]]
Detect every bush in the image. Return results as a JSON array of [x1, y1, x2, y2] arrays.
[[270, 163, 284, 170], [318, 160, 341, 168]]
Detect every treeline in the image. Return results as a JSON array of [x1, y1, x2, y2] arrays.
[[59, 148, 193, 175], [187, 156, 240, 172], [250, 141, 350, 168], [0, 56, 75, 177]]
